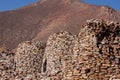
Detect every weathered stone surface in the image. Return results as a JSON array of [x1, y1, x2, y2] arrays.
[[41, 31, 76, 79], [15, 41, 46, 79], [0, 48, 15, 80], [73, 19, 120, 80], [0, 19, 120, 80]]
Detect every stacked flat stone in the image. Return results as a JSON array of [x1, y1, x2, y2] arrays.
[[0, 49, 15, 80], [15, 41, 46, 80], [73, 19, 120, 80], [0, 19, 120, 80], [41, 31, 76, 80]]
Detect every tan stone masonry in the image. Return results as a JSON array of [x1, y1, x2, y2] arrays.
[[0, 19, 120, 80]]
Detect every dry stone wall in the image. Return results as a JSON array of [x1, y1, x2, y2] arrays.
[[73, 19, 120, 80], [15, 41, 46, 80], [41, 31, 76, 80], [0, 19, 120, 80], [41, 19, 120, 80]]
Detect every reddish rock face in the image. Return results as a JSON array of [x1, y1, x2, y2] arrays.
[[0, 0, 120, 49]]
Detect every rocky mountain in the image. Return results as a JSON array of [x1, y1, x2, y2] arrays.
[[0, 19, 120, 80], [0, 0, 120, 49]]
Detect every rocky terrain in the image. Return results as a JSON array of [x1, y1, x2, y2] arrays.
[[0, 0, 120, 80], [0, 0, 120, 49], [0, 19, 120, 80]]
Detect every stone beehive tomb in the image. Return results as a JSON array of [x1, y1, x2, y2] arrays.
[[15, 41, 46, 80], [0, 19, 120, 80], [73, 19, 120, 80]]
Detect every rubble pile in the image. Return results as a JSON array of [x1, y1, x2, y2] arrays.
[[0, 19, 120, 80]]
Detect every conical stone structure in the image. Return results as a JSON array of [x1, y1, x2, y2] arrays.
[[73, 19, 120, 80], [15, 41, 46, 80], [41, 31, 76, 80]]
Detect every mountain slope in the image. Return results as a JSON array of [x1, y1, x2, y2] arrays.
[[0, 0, 120, 49]]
